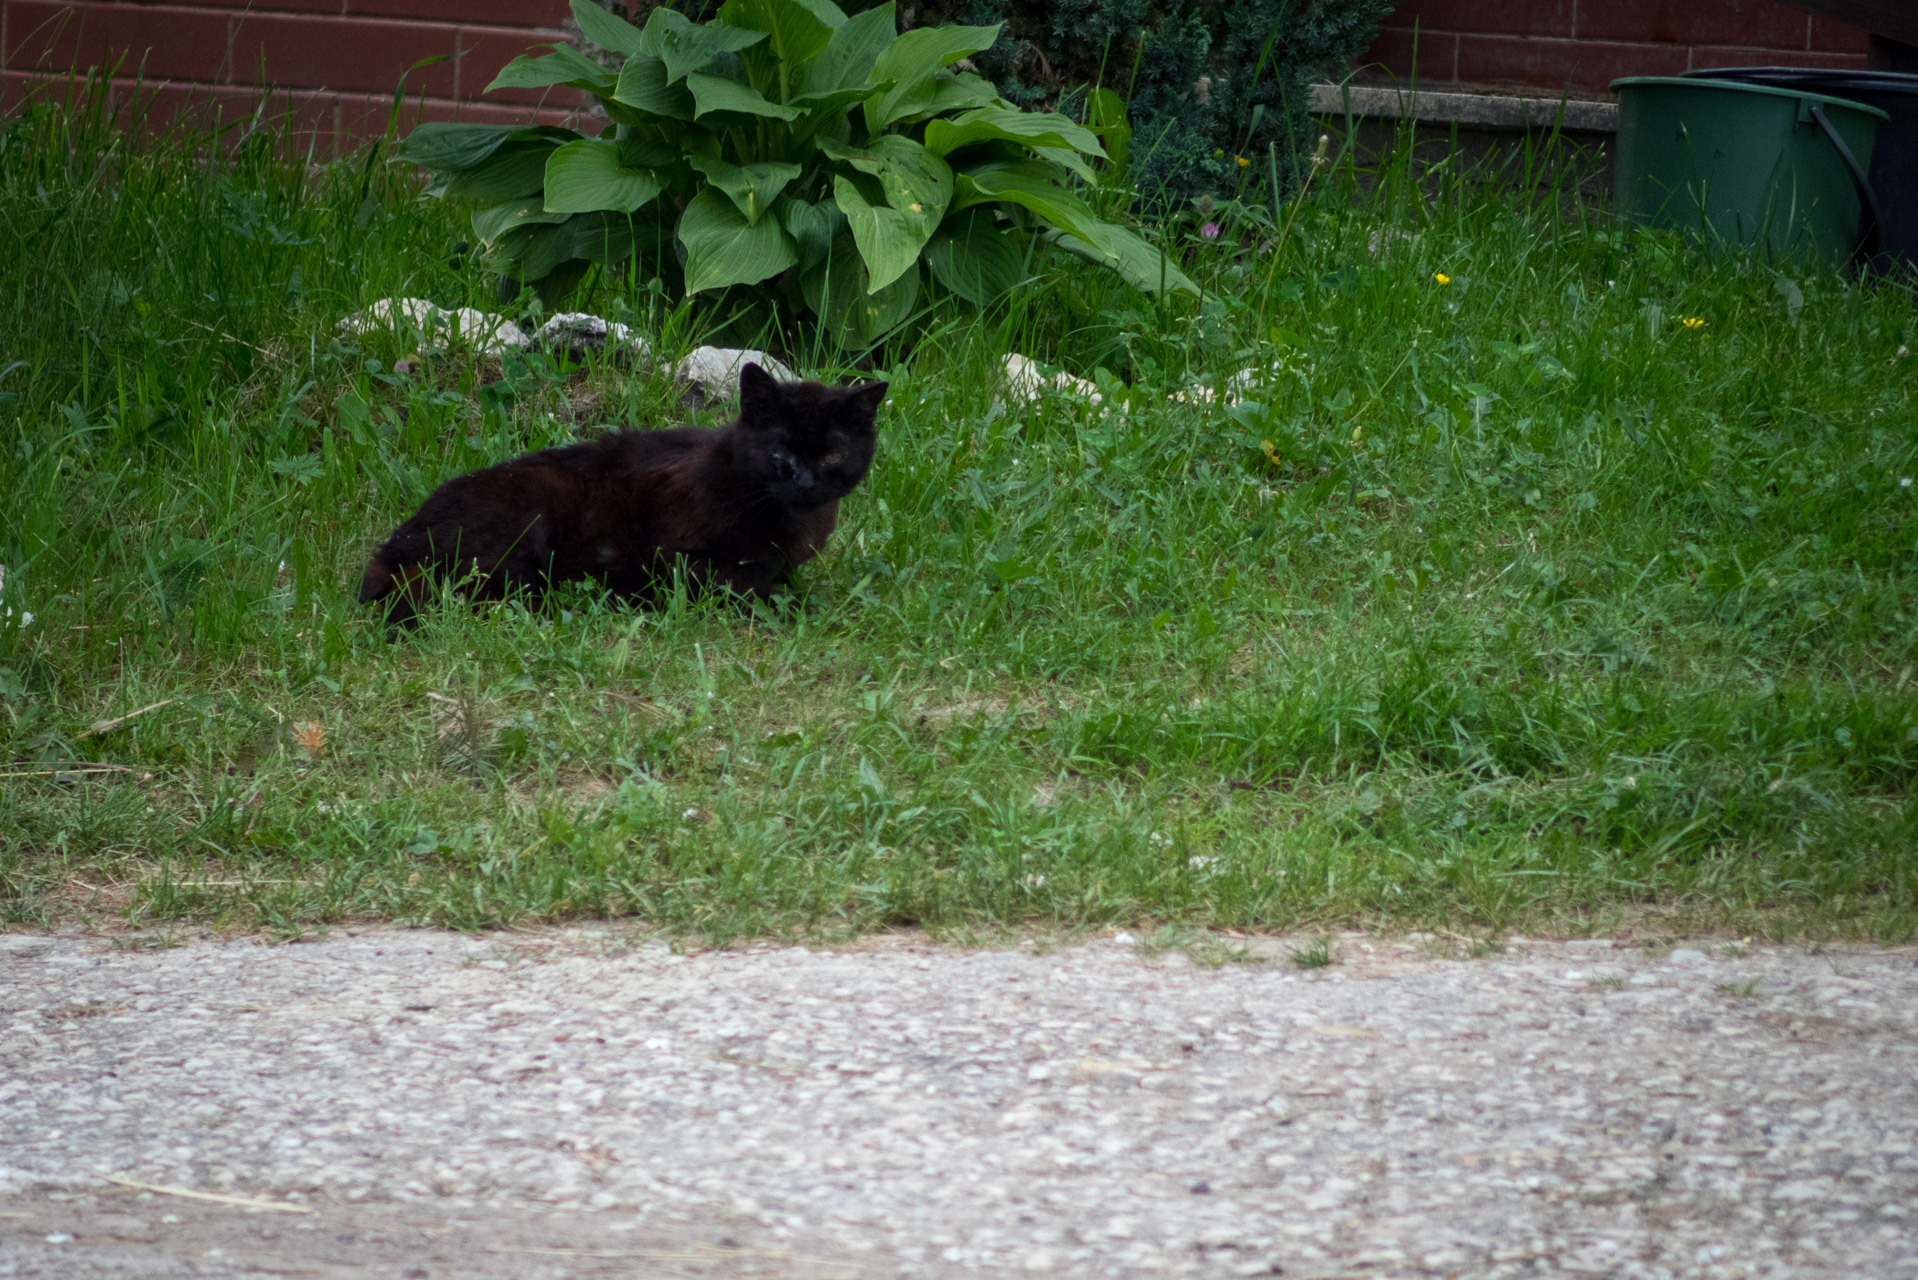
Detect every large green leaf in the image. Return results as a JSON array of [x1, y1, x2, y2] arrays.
[[834, 175, 933, 294], [719, 0, 835, 68], [687, 72, 801, 121], [679, 188, 799, 292], [570, 0, 648, 57], [492, 219, 580, 282], [821, 135, 951, 290], [617, 132, 683, 169], [865, 23, 1002, 131], [801, 2, 895, 94], [565, 211, 648, 267], [395, 123, 525, 171], [690, 156, 801, 225], [802, 229, 918, 347], [924, 207, 1025, 305], [924, 107, 1105, 161], [890, 71, 999, 124], [613, 53, 695, 119], [485, 45, 613, 93], [951, 159, 1088, 217], [1052, 223, 1197, 295], [493, 212, 647, 282], [656, 20, 767, 84], [790, 85, 876, 117], [955, 160, 1195, 294], [789, 0, 849, 29], [821, 133, 952, 207], [782, 197, 846, 271], [471, 196, 570, 247], [1031, 144, 1097, 184], [639, 6, 694, 48], [544, 139, 664, 214], [439, 141, 560, 201]]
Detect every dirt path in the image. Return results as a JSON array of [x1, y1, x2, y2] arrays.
[[2, 928, 1915, 1278]]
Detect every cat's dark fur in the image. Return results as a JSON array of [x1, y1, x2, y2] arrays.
[[358, 363, 886, 628]]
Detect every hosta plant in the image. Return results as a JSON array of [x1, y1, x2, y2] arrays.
[[394, 0, 1194, 347]]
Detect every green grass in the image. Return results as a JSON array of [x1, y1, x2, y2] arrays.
[[1, 88, 1915, 943]]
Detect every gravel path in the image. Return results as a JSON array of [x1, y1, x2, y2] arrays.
[[2, 928, 1916, 1279]]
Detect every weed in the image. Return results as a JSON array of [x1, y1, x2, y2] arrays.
[[1715, 980, 1761, 999], [1289, 934, 1337, 969]]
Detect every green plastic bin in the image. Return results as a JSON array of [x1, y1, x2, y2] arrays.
[[1612, 76, 1888, 266]]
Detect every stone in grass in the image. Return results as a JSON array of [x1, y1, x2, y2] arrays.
[[674, 346, 796, 407], [337, 297, 530, 356], [533, 313, 650, 366], [1001, 353, 1101, 406]]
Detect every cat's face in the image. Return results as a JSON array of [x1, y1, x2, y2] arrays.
[[735, 363, 887, 510]]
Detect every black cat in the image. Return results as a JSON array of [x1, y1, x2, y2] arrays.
[[358, 363, 886, 627]]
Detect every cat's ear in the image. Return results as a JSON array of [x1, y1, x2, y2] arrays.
[[842, 380, 889, 430], [737, 362, 782, 422]]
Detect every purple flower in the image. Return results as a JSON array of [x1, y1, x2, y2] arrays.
[[1200, 221, 1221, 240]]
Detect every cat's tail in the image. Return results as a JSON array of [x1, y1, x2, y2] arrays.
[[357, 555, 429, 631]]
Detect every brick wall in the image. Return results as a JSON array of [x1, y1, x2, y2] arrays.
[[1364, 0, 1873, 98], [0, 1, 586, 148]]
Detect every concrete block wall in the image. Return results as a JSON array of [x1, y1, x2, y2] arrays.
[[0, 0, 584, 147], [1362, 0, 1873, 98]]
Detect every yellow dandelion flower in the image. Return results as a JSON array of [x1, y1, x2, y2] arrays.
[[1433, 272, 1452, 286], [1681, 316, 1705, 330], [1235, 155, 1250, 167], [1260, 439, 1281, 465]]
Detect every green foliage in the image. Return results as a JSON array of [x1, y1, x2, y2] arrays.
[[926, 0, 1395, 202], [0, 92, 1915, 944], [396, 0, 1193, 345]]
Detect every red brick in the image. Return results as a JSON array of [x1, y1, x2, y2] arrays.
[[0, 67, 86, 111], [1361, 26, 1461, 85], [1381, 0, 1571, 38], [132, 0, 349, 14], [6, 3, 235, 81], [1576, 0, 1808, 49], [226, 12, 465, 94], [1808, 17, 1872, 54], [349, 0, 571, 24], [1455, 34, 1691, 93], [1689, 46, 1871, 71], [140, 80, 338, 137], [403, 94, 580, 129]]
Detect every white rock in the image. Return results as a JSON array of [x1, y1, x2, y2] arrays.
[[535, 313, 650, 363], [0, 563, 30, 629], [1223, 362, 1293, 403], [675, 347, 796, 399], [1000, 353, 1101, 405], [1664, 948, 1709, 968], [336, 297, 529, 355]]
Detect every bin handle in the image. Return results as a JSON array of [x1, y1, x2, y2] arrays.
[[1807, 101, 1884, 267]]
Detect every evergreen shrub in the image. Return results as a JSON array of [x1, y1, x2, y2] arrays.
[[916, 0, 1394, 201]]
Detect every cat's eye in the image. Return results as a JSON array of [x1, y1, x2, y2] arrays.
[[823, 452, 842, 465]]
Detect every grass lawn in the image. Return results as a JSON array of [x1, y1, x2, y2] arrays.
[[2, 97, 1914, 943]]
